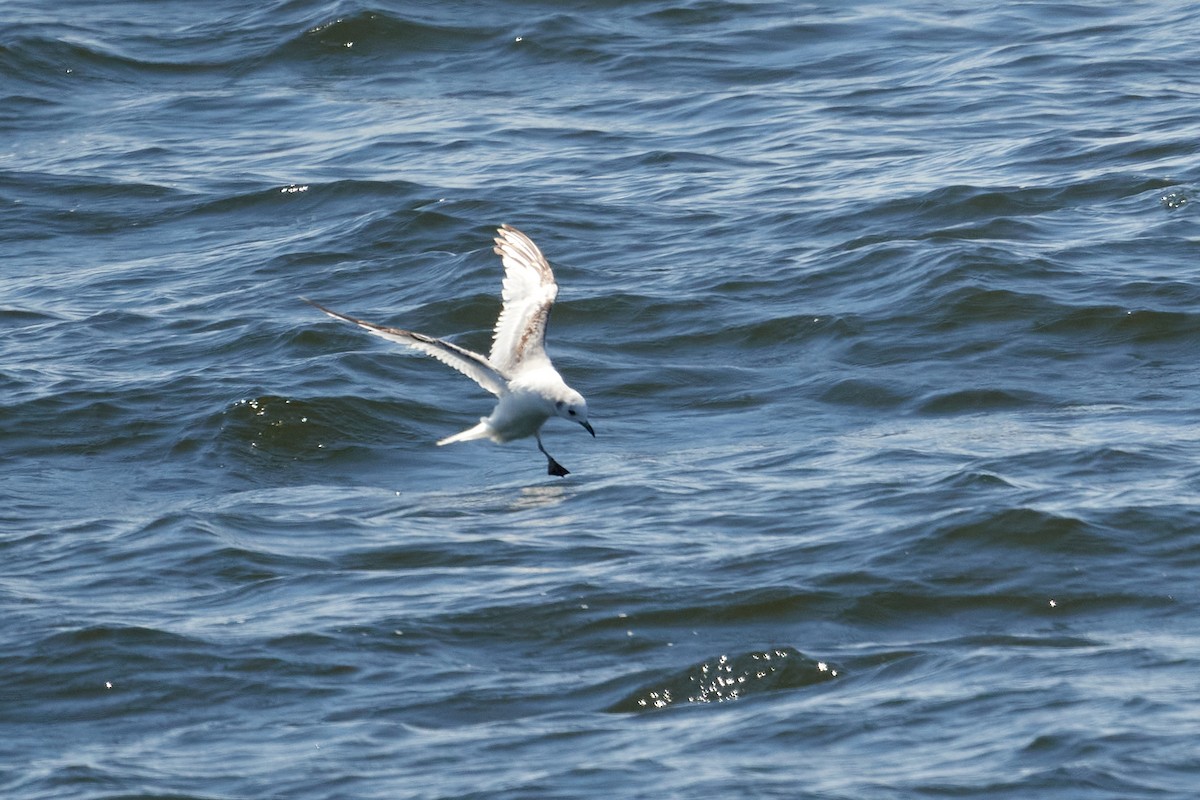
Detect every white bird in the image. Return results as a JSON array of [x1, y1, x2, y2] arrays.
[[304, 224, 594, 476]]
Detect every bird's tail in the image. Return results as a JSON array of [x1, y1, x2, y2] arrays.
[[437, 419, 494, 446]]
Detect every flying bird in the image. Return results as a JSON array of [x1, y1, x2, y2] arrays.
[[305, 224, 593, 476]]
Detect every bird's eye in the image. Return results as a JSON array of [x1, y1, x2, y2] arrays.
[[568, 409, 576, 416], [555, 401, 564, 409]]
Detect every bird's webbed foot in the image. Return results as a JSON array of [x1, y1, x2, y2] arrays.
[[537, 435, 570, 477]]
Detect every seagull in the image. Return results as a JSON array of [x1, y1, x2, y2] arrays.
[[304, 224, 594, 476]]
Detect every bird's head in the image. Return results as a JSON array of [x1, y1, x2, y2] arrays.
[[555, 390, 594, 437]]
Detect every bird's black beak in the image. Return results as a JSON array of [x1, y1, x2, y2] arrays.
[[581, 421, 595, 437]]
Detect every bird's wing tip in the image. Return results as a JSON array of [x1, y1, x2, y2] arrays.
[[301, 296, 337, 316], [496, 222, 529, 242], [302, 297, 362, 327]]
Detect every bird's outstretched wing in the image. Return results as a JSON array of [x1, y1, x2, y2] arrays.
[[303, 298, 508, 397], [489, 224, 558, 374]]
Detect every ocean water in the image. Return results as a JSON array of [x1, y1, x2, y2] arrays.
[[3, 1, 1199, 797]]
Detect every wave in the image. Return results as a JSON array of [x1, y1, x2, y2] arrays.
[[606, 646, 840, 712]]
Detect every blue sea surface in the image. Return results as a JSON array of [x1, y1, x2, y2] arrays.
[[3, 1, 1200, 798]]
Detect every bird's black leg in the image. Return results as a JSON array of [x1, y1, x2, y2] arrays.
[[536, 434, 570, 477]]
